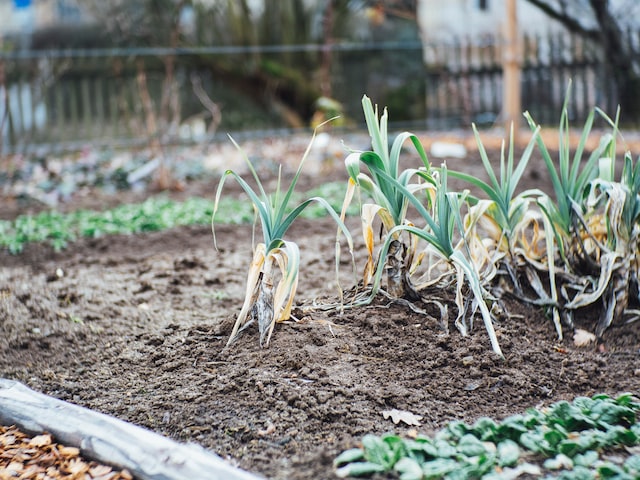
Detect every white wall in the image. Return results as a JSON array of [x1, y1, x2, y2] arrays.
[[416, 0, 565, 44]]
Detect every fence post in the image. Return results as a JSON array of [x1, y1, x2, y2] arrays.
[[503, 0, 521, 131]]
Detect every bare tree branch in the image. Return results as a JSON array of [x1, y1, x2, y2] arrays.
[[190, 73, 222, 137], [524, 0, 640, 116], [523, 0, 599, 38]]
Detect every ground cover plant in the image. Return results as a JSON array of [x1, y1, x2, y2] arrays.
[[0, 182, 351, 255], [335, 393, 640, 479]]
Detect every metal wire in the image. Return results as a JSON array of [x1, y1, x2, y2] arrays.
[[0, 41, 424, 60]]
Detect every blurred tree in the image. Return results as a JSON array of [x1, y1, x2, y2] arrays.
[[524, 0, 640, 118], [84, 0, 193, 47], [84, 0, 376, 128], [85, 0, 190, 190], [82, 0, 422, 133]]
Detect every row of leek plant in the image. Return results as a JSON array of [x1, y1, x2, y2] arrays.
[[340, 95, 504, 356], [522, 100, 640, 339], [214, 90, 640, 357]]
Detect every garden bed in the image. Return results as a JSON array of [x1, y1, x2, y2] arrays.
[[1, 139, 639, 479]]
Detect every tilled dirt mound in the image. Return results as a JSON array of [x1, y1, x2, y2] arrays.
[[1, 215, 639, 480]]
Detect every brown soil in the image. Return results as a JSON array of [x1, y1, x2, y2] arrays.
[[1, 142, 639, 480]]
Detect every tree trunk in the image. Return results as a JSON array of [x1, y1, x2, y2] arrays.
[[524, 0, 640, 118], [589, 0, 640, 117]]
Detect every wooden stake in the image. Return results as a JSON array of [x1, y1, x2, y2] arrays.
[[503, 0, 522, 132]]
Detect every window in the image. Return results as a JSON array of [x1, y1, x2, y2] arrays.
[[56, 0, 83, 23]]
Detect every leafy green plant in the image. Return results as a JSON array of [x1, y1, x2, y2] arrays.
[[0, 198, 221, 254], [213, 124, 353, 347], [0, 182, 351, 255], [335, 393, 640, 479]]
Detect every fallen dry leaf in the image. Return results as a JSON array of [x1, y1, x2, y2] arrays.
[[65, 457, 90, 475], [574, 329, 596, 347], [29, 434, 53, 447], [382, 409, 423, 426], [19, 464, 44, 477], [89, 464, 114, 476], [120, 469, 134, 480], [406, 428, 419, 439], [0, 433, 16, 447], [0, 425, 132, 480], [6, 461, 24, 473], [59, 445, 81, 456]]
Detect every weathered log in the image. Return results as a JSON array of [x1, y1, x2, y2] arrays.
[[0, 379, 263, 480]]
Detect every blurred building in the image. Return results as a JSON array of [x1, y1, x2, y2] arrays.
[[417, 0, 563, 44], [0, 0, 92, 47], [416, 0, 639, 43]]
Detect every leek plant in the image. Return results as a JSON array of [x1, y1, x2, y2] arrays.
[[342, 94, 434, 299], [448, 124, 542, 285], [575, 114, 640, 336], [343, 95, 502, 356], [447, 121, 568, 338], [523, 94, 639, 339], [213, 123, 353, 347], [524, 96, 612, 271], [364, 165, 504, 357], [524, 101, 611, 339], [603, 151, 640, 334]]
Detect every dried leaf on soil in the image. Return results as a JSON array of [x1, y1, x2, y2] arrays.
[[0, 425, 132, 480], [574, 328, 596, 347], [28, 433, 52, 447], [382, 409, 423, 426], [257, 422, 276, 436]]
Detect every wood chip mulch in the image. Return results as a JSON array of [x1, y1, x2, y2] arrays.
[[0, 425, 133, 480]]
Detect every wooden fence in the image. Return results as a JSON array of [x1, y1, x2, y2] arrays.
[[423, 31, 618, 129], [0, 44, 426, 154], [0, 32, 632, 155]]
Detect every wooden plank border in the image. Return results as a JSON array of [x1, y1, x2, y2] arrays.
[[0, 379, 264, 480]]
